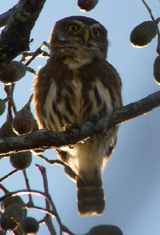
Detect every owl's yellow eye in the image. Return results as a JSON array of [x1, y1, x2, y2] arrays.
[[93, 28, 101, 37], [68, 24, 79, 31]]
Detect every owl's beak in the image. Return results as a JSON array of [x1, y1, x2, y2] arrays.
[[84, 29, 90, 42]]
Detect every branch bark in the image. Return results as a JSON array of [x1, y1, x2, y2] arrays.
[[0, 0, 46, 71], [0, 90, 160, 156]]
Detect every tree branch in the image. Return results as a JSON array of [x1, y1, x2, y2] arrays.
[[0, 4, 17, 27], [0, 90, 160, 156], [0, 0, 46, 71]]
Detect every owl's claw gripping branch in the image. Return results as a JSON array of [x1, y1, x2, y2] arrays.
[[91, 113, 99, 124], [63, 123, 82, 134]]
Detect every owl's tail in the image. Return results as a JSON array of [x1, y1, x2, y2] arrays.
[[77, 175, 105, 216]]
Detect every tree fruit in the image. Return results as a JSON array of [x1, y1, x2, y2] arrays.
[[0, 204, 27, 231], [1, 195, 25, 212], [87, 225, 123, 235], [0, 61, 26, 85], [0, 119, 17, 138], [20, 217, 39, 234], [130, 21, 158, 47], [153, 55, 160, 84], [0, 99, 6, 116], [10, 151, 32, 170], [12, 106, 35, 135], [78, 0, 98, 11]]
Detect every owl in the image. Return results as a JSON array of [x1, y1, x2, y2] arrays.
[[33, 16, 122, 216]]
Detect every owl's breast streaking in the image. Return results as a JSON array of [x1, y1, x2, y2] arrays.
[[34, 57, 121, 133]]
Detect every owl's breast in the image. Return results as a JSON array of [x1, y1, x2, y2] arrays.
[[42, 68, 113, 132], [34, 58, 121, 132]]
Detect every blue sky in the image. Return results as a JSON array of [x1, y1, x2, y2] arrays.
[[0, 1, 160, 235]]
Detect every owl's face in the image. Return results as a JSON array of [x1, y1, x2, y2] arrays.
[[49, 16, 108, 67]]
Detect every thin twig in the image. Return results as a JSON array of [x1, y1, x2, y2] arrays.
[[25, 205, 59, 218], [24, 47, 42, 66], [36, 154, 66, 167], [4, 86, 12, 120], [22, 169, 34, 206], [25, 94, 33, 110], [21, 52, 35, 63], [24, 42, 50, 67], [42, 41, 50, 50], [141, 0, 155, 21], [0, 169, 18, 182], [37, 165, 57, 235], [0, 189, 51, 205], [10, 84, 17, 115], [0, 184, 9, 194], [3, 96, 10, 103], [26, 66, 36, 74], [62, 225, 76, 235]]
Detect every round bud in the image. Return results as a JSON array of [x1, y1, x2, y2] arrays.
[[0, 119, 17, 138], [12, 107, 35, 135], [0, 204, 27, 231], [0, 99, 6, 116], [130, 21, 158, 47], [78, 0, 98, 12], [20, 217, 39, 234], [87, 225, 123, 235], [32, 119, 39, 132], [10, 151, 32, 170], [153, 55, 160, 84], [1, 195, 25, 212], [0, 61, 26, 85]]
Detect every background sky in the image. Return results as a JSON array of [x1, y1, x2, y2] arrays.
[[0, 1, 160, 235]]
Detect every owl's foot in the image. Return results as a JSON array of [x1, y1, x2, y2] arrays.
[[91, 113, 99, 124], [63, 123, 82, 148], [91, 114, 108, 136], [63, 123, 81, 134]]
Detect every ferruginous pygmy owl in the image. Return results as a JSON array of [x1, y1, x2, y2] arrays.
[[33, 16, 122, 216]]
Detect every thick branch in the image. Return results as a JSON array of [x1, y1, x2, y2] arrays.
[[0, 0, 46, 71], [0, 4, 17, 27], [0, 91, 160, 156]]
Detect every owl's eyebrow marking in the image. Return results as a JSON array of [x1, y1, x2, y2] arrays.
[[70, 20, 83, 26], [91, 23, 100, 28]]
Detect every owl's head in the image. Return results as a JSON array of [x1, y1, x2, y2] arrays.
[[49, 16, 108, 63]]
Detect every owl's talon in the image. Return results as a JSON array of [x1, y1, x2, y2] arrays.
[[64, 123, 81, 135], [91, 113, 99, 124]]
